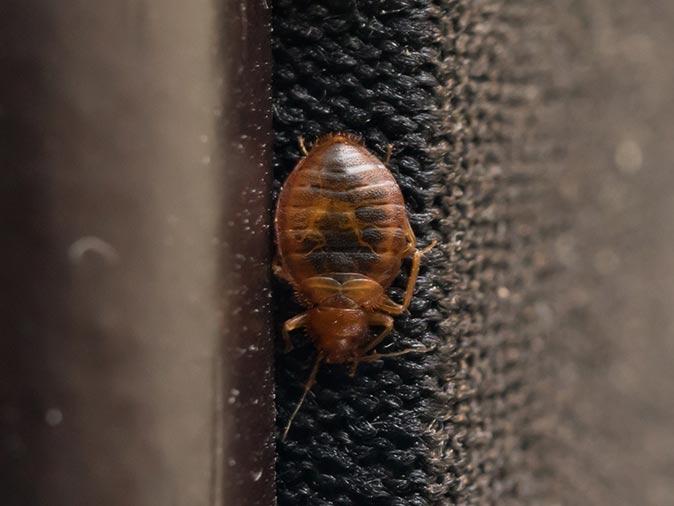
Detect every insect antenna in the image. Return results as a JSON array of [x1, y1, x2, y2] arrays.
[[282, 351, 324, 441]]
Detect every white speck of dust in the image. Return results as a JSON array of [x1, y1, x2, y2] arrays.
[[68, 236, 119, 265], [615, 139, 643, 174], [497, 286, 511, 299], [251, 469, 263, 482], [45, 408, 63, 426], [228, 388, 240, 405]]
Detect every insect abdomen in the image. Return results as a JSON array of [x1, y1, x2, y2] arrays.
[[276, 136, 412, 287]]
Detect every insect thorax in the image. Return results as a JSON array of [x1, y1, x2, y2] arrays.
[[299, 273, 384, 309]]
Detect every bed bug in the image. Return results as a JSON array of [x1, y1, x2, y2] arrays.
[[274, 133, 435, 439]]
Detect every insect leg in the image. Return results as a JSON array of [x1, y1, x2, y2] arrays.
[[419, 240, 437, 256], [363, 314, 394, 351], [298, 136, 308, 156], [273, 255, 291, 282], [378, 296, 405, 315], [349, 313, 394, 376], [384, 144, 393, 165], [356, 345, 436, 365], [282, 351, 324, 441], [376, 248, 421, 316], [282, 312, 308, 352], [378, 240, 435, 315]]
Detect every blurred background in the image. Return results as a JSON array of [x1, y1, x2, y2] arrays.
[[2, 0, 674, 505], [533, 1, 674, 503]]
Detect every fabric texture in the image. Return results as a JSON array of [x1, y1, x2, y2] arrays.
[[272, 1, 541, 504], [273, 0, 674, 504], [273, 2, 442, 504]]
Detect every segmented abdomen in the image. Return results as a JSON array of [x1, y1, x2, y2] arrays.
[[276, 139, 412, 288]]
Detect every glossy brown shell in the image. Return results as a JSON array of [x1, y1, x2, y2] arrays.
[[275, 134, 414, 301]]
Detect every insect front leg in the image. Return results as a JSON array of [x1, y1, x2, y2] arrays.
[[273, 255, 291, 282], [282, 312, 308, 352]]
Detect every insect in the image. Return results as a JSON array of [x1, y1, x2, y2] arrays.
[[274, 133, 435, 440]]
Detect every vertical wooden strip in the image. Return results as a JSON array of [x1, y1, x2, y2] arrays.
[[0, 0, 274, 504]]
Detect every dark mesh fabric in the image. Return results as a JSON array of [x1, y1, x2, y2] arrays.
[[273, 2, 442, 504], [272, 1, 542, 504]]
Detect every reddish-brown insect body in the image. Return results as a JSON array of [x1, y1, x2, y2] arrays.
[[274, 133, 433, 439]]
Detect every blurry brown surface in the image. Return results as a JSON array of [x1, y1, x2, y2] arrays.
[[533, 1, 674, 503], [0, 1, 273, 506], [423, 0, 674, 502]]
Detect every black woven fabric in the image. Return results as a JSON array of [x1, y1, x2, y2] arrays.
[[273, 2, 441, 505], [272, 1, 542, 504]]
